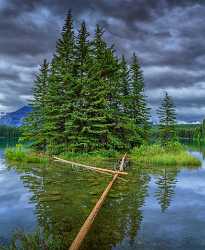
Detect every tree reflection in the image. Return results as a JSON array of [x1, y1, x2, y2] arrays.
[[155, 168, 178, 212], [8, 161, 151, 250], [82, 167, 150, 249]]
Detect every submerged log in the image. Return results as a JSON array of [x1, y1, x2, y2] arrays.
[[53, 156, 128, 176], [68, 154, 127, 250]]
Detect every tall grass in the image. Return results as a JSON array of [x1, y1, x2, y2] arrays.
[[131, 142, 201, 166], [5, 144, 49, 164]]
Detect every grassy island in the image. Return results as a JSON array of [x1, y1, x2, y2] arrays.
[[131, 142, 201, 166], [3, 13, 201, 169], [5, 142, 201, 167]]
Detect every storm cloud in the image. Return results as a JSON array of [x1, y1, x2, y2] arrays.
[[0, 0, 205, 122]]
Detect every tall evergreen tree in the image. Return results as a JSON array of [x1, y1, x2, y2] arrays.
[[44, 10, 75, 153], [157, 92, 176, 143], [119, 56, 130, 114], [92, 25, 129, 150], [65, 21, 94, 151], [22, 59, 49, 150], [130, 53, 150, 142]]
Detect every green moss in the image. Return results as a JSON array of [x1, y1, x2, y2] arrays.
[[131, 142, 201, 167], [5, 144, 49, 164]]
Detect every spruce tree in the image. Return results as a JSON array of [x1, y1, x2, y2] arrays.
[[44, 10, 75, 153], [115, 55, 139, 149], [157, 92, 177, 143], [22, 59, 49, 151], [119, 56, 130, 114], [130, 53, 150, 143], [65, 21, 93, 151], [92, 25, 128, 150]]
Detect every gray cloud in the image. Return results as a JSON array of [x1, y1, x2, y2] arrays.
[[0, 0, 205, 122]]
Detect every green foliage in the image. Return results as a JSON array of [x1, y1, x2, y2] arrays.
[[151, 123, 200, 141], [21, 59, 49, 151], [60, 149, 121, 167], [157, 92, 177, 143], [5, 144, 49, 163], [193, 119, 205, 141], [21, 11, 150, 154], [131, 142, 201, 166], [0, 230, 65, 250], [0, 125, 20, 138], [129, 53, 150, 142]]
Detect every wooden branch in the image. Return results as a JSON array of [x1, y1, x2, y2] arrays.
[[119, 153, 127, 171], [90, 168, 128, 182], [53, 156, 128, 176]]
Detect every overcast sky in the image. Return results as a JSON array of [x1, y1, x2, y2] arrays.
[[1, 0, 205, 122]]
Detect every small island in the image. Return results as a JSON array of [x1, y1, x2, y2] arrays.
[[5, 12, 200, 167]]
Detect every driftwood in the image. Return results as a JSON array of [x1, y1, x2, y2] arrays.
[[53, 156, 128, 176], [68, 154, 127, 250]]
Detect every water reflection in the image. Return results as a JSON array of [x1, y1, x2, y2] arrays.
[[82, 168, 150, 249], [6, 161, 182, 249], [1, 140, 205, 249], [155, 168, 178, 212]]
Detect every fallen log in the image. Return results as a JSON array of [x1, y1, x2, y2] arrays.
[[53, 156, 128, 176], [68, 154, 127, 250]]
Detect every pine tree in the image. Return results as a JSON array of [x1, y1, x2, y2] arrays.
[[65, 21, 93, 151], [44, 10, 75, 154], [157, 92, 177, 143], [92, 25, 128, 150], [22, 59, 49, 151], [130, 53, 150, 143], [119, 56, 130, 114]]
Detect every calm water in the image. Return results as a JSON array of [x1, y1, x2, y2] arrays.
[[0, 140, 205, 249]]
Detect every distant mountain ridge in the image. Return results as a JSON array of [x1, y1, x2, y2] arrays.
[[0, 106, 32, 127]]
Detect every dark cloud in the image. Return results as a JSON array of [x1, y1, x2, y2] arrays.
[[0, 0, 205, 122]]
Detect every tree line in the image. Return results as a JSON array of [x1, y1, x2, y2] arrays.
[[0, 125, 20, 138], [22, 11, 177, 154]]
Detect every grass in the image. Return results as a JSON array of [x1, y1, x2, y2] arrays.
[[60, 150, 121, 167], [5, 144, 49, 164], [6, 142, 201, 167], [5, 145, 120, 166], [131, 142, 201, 166]]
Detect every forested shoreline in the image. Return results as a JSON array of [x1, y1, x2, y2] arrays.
[[0, 125, 20, 138]]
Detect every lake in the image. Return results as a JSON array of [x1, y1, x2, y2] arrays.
[[0, 140, 205, 249]]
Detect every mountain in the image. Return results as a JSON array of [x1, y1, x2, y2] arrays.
[[0, 106, 32, 127]]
